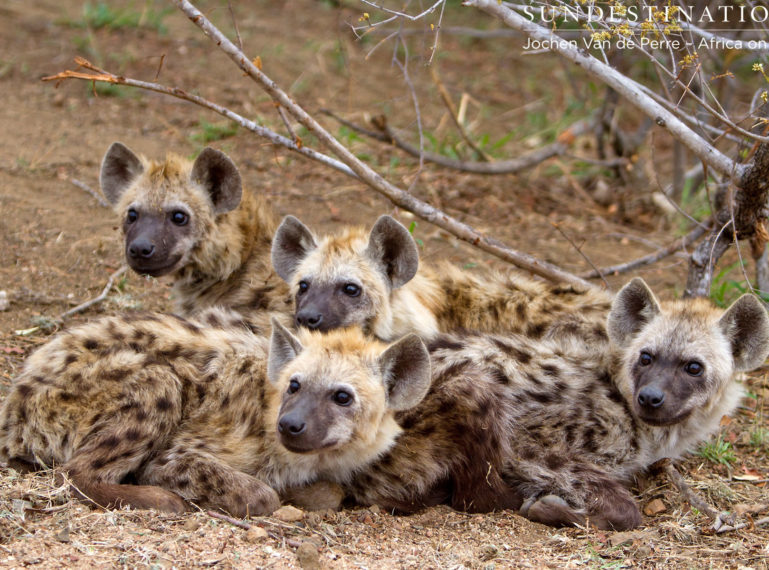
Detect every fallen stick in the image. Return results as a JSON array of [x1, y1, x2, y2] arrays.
[[69, 178, 110, 208], [58, 265, 128, 321]]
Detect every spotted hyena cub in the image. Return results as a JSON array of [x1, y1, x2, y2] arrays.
[[433, 278, 769, 529], [100, 142, 290, 319], [271, 215, 611, 342], [0, 310, 430, 517]]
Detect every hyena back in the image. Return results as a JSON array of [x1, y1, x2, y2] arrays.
[[271, 215, 611, 342], [0, 310, 430, 517], [100, 142, 290, 319]]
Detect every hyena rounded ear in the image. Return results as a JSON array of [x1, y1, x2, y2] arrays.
[[267, 317, 305, 383], [378, 334, 431, 411], [365, 215, 419, 289], [271, 216, 318, 282], [607, 278, 662, 347], [100, 142, 145, 207], [718, 293, 769, 371], [190, 147, 242, 214]]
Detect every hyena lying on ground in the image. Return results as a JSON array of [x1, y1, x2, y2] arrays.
[[0, 309, 430, 517], [271, 214, 611, 342], [305, 279, 769, 530], [100, 142, 290, 319]]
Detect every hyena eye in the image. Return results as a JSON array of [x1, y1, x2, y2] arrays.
[[298, 281, 309, 295], [287, 379, 301, 394], [684, 361, 704, 376], [342, 283, 361, 297], [638, 352, 653, 366], [170, 211, 189, 226], [126, 209, 138, 224], [333, 390, 353, 406]]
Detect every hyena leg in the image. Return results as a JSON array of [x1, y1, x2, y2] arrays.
[[62, 378, 187, 513], [142, 441, 280, 518], [512, 460, 642, 530]]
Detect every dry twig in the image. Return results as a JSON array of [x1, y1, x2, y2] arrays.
[[58, 265, 128, 321], [325, 110, 595, 175], [579, 224, 709, 279], [69, 178, 110, 209], [430, 66, 491, 161]]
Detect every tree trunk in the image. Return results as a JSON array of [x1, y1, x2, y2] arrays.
[[684, 104, 769, 297]]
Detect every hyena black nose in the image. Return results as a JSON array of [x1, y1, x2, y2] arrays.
[[128, 238, 156, 260], [296, 310, 323, 329], [278, 415, 306, 436], [637, 386, 665, 409]]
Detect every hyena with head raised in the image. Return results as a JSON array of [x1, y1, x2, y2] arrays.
[[420, 278, 769, 529], [100, 142, 290, 319], [271, 215, 611, 342], [0, 310, 430, 517]]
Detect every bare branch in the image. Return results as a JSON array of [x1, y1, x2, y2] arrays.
[[69, 178, 110, 208], [579, 224, 708, 279], [326, 110, 595, 174], [661, 460, 721, 521], [59, 265, 129, 321], [42, 58, 357, 179], [430, 66, 491, 161], [551, 222, 609, 289]]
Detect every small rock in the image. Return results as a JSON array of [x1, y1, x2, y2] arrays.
[[0, 291, 8, 311], [244, 526, 268, 542], [478, 544, 498, 562], [643, 498, 666, 516], [635, 545, 652, 557], [55, 526, 70, 543], [273, 505, 304, 522], [368, 504, 381, 515], [295, 540, 321, 570], [182, 518, 201, 532]]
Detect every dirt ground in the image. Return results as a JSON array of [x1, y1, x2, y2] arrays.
[[0, 1, 767, 568]]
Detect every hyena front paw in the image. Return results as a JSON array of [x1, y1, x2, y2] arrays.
[[522, 494, 586, 528], [206, 479, 280, 518], [281, 481, 345, 512]]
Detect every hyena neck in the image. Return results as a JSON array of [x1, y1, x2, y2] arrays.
[[382, 273, 443, 341], [264, 416, 404, 490], [173, 192, 278, 314]]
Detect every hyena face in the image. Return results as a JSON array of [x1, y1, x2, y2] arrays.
[[608, 278, 769, 427], [268, 322, 430, 458], [271, 215, 418, 333], [100, 142, 242, 277]]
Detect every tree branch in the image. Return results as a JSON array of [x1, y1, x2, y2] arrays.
[[324, 109, 595, 174], [42, 59, 358, 179], [579, 224, 708, 280]]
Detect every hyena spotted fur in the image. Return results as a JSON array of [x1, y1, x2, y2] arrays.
[[302, 279, 769, 530], [100, 142, 290, 319], [0, 309, 430, 517], [271, 214, 611, 342]]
